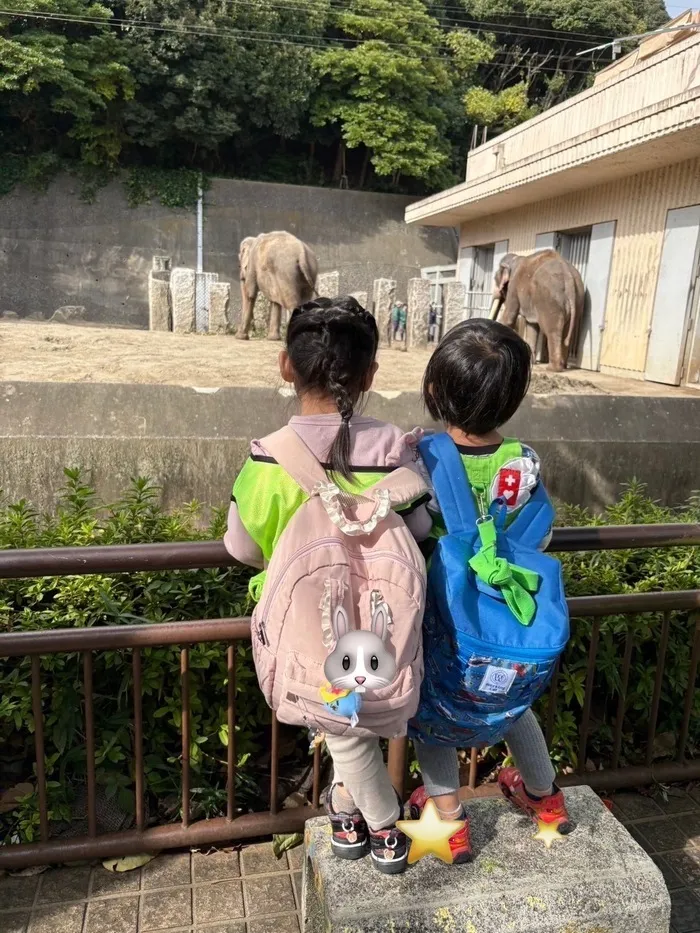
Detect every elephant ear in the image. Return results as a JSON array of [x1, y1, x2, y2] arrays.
[[239, 238, 254, 279]]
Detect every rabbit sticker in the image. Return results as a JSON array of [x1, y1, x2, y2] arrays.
[[320, 594, 396, 727]]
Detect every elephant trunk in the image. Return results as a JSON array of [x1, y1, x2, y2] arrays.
[[489, 296, 502, 320]]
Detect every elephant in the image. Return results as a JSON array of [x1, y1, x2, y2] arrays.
[[490, 249, 584, 371], [236, 231, 318, 340]]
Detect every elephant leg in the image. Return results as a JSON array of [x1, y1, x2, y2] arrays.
[[544, 320, 566, 372], [268, 303, 282, 341], [236, 284, 255, 340], [524, 321, 539, 360]]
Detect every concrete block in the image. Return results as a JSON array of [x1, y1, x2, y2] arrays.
[[152, 255, 172, 274], [316, 271, 340, 299], [148, 272, 171, 332], [442, 281, 466, 335], [372, 278, 396, 347], [208, 282, 231, 335], [302, 785, 670, 933], [171, 268, 196, 334], [350, 291, 368, 310], [253, 293, 272, 336], [407, 277, 431, 350]]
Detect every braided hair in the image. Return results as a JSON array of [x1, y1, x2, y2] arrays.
[[286, 296, 379, 481]]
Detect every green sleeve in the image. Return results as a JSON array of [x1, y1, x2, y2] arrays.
[[232, 458, 307, 563]]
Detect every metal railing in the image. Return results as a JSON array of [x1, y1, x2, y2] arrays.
[[0, 522, 699, 868]]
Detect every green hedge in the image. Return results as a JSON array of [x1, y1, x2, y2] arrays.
[[0, 472, 698, 843]]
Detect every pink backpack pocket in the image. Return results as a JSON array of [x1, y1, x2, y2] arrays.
[[249, 426, 427, 739]]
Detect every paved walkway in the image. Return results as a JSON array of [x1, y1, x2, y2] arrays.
[[0, 843, 303, 933], [1, 787, 700, 933], [612, 786, 700, 933]]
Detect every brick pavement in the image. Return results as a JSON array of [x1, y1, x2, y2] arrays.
[[2, 787, 700, 933], [0, 844, 303, 933]]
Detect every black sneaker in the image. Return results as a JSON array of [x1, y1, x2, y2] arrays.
[[369, 823, 408, 875], [324, 785, 369, 860]]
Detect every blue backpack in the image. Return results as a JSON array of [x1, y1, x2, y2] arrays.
[[409, 433, 569, 748]]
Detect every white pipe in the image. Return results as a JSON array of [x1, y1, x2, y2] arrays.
[[196, 177, 203, 274]]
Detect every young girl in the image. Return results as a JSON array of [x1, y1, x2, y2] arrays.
[[409, 319, 573, 864], [224, 296, 431, 874]]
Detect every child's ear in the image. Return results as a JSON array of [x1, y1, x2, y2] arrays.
[[279, 350, 295, 384], [362, 360, 379, 392]]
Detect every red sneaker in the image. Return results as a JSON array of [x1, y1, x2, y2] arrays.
[[408, 785, 473, 864], [498, 767, 574, 834]]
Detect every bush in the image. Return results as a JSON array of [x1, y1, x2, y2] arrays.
[[547, 483, 700, 772], [0, 470, 261, 844], [0, 474, 698, 843]]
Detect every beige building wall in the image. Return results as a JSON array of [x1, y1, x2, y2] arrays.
[[459, 157, 700, 375]]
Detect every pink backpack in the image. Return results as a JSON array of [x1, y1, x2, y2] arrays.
[[250, 426, 427, 739]]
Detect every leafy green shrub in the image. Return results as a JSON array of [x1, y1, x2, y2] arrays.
[[0, 470, 260, 844], [1, 474, 698, 843], [546, 482, 700, 772]]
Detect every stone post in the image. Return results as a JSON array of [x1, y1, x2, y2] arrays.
[[253, 293, 272, 336], [372, 278, 396, 348], [148, 256, 172, 332], [170, 267, 196, 334], [316, 271, 340, 299], [442, 281, 466, 335], [350, 292, 368, 310], [407, 277, 431, 350], [208, 282, 231, 335], [302, 786, 672, 933]]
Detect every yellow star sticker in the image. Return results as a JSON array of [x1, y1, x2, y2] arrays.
[[532, 819, 566, 849], [397, 798, 464, 865]]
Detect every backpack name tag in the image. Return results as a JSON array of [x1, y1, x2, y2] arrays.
[[479, 665, 517, 696]]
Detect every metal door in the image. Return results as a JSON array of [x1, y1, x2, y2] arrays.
[[646, 205, 700, 385], [575, 221, 615, 371]]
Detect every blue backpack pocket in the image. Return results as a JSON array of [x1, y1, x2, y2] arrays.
[[409, 433, 569, 748]]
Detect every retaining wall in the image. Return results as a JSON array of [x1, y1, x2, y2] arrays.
[[1, 382, 698, 514], [0, 177, 457, 327]]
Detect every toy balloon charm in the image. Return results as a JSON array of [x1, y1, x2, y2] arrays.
[[319, 683, 364, 727]]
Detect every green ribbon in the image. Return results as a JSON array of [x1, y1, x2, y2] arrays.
[[468, 516, 539, 626]]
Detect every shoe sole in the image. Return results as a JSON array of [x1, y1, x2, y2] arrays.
[[371, 852, 408, 875], [331, 839, 369, 860]]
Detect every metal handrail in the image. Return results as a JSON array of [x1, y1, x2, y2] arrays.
[[0, 523, 698, 579]]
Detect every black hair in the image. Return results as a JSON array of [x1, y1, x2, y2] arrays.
[[286, 295, 379, 480], [423, 318, 531, 435]]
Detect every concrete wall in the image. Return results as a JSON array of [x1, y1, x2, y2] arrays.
[[458, 156, 700, 376], [0, 176, 457, 327], [1, 381, 698, 516]]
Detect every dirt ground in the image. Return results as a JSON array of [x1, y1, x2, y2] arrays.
[[0, 321, 694, 395]]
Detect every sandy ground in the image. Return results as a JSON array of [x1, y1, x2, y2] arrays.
[[0, 321, 695, 395]]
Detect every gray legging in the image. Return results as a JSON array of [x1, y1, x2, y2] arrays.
[[414, 709, 556, 799]]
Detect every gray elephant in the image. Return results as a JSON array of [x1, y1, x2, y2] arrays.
[[490, 249, 584, 371], [236, 231, 318, 340]]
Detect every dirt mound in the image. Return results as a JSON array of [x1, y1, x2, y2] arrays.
[[530, 372, 602, 395]]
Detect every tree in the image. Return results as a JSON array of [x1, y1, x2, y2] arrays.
[[0, 0, 134, 169], [120, 0, 329, 168], [311, 0, 463, 187]]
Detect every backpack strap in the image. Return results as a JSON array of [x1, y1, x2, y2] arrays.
[[367, 468, 428, 510], [260, 426, 328, 495], [418, 433, 479, 535], [506, 480, 556, 548]]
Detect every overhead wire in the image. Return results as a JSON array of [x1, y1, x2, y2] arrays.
[[205, 0, 619, 44], [0, 7, 608, 71]]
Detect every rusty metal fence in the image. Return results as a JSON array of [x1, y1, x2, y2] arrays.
[[0, 523, 699, 868]]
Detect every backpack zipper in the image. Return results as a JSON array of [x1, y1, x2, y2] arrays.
[[257, 540, 425, 648]]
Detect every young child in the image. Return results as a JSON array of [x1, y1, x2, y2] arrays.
[[224, 295, 431, 874], [409, 318, 573, 864]]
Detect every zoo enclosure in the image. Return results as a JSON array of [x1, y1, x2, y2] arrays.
[[0, 524, 699, 869]]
